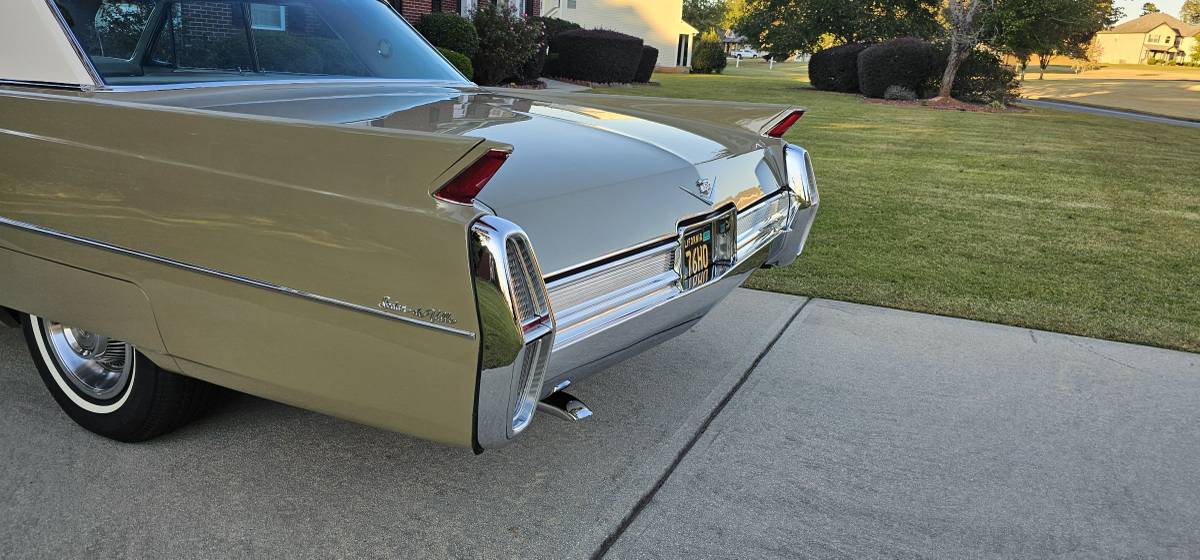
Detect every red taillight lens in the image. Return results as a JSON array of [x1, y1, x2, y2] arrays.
[[765, 110, 805, 138], [434, 149, 510, 205]]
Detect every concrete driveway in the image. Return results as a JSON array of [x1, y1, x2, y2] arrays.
[[1, 290, 1197, 559]]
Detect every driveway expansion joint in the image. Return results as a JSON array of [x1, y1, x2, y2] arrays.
[[589, 297, 812, 560]]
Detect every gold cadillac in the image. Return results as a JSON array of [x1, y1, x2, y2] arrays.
[[0, 0, 818, 450]]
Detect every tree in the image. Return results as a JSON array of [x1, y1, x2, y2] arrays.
[[1142, 2, 1160, 15], [937, 0, 995, 99], [734, 0, 941, 57], [991, 0, 1116, 80], [684, 0, 728, 33], [1182, 0, 1200, 25]]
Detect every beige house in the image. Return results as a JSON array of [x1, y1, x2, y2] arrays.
[[1094, 13, 1199, 64], [540, 0, 698, 69]]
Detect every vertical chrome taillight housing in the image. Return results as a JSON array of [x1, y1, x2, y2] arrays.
[[470, 216, 556, 449], [783, 145, 819, 209]]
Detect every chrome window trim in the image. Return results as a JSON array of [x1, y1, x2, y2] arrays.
[[96, 78, 473, 93], [43, 0, 104, 89], [0, 79, 89, 91], [0, 216, 476, 338]]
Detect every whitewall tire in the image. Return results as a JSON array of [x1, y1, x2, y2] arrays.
[[22, 314, 215, 442]]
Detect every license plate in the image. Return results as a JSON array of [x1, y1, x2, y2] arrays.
[[679, 212, 735, 291]]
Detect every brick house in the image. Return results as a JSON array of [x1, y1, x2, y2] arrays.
[[393, 0, 542, 23]]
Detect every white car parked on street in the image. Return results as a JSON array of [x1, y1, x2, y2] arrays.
[[730, 48, 766, 59]]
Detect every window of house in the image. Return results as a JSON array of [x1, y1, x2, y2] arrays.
[[432, 0, 442, 10], [567, 0, 577, 8], [250, 3, 287, 31]]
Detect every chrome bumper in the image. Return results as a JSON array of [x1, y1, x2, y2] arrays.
[[542, 189, 818, 393], [471, 145, 818, 449]]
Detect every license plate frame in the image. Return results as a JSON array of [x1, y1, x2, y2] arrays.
[[678, 210, 736, 292]]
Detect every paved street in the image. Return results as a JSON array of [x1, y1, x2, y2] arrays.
[[1, 290, 1197, 559]]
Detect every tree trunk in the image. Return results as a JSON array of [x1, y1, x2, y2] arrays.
[[938, 47, 970, 99]]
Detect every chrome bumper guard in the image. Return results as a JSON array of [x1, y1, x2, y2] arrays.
[[470, 216, 556, 450]]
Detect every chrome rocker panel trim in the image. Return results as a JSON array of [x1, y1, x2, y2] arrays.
[[0, 216, 476, 338]]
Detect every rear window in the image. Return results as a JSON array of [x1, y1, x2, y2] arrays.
[[54, 0, 466, 86]]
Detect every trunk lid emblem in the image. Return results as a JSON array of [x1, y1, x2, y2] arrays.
[[682, 178, 716, 204]]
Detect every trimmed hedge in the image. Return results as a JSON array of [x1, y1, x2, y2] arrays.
[[552, 29, 643, 83], [437, 47, 474, 79], [532, 16, 582, 77], [857, 38, 933, 99], [634, 45, 659, 82], [416, 12, 479, 58], [808, 43, 870, 93], [690, 39, 727, 74]]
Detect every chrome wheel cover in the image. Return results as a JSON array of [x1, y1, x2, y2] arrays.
[[40, 321, 133, 401]]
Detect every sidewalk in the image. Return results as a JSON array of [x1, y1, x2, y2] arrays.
[[1, 291, 1196, 559]]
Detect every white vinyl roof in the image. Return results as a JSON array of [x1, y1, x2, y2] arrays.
[[0, 0, 98, 87]]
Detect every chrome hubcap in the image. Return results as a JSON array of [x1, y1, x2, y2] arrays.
[[42, 322, 133, 401]]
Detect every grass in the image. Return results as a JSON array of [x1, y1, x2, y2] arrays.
[[595, 65, 1200, 353], [1018, 65, 1200, 121]]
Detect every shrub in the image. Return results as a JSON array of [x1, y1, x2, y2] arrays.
[[634, 45, 659, 82], [437, 47, 474, 79], [532, 16, 582, 76], [416, 12, 480, 58], [552, 28, 643, 83], [926, 45, 1020, 104], [690, 34, 727, 74], [470, 4, 543, 85], [532, 16, 582, 45], [857, 38, 934, 99], [808, 43, 870, 93], [884, 85, 917, 101]]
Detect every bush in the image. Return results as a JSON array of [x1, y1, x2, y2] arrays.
[[532, 16, 582, 76], [470, 4, 543, 85], [857, 38, 934, 99], [552, 28, 643, 83], [808, 43, 871, 93], [437, 47, 474, 79], [531, 16, 582, 45], [416, 12, 480, 58], [634, 45, 659, 82], [690, 35, 727, 74], [884, 85, 917, 101], [927, 45, 1020, 103]]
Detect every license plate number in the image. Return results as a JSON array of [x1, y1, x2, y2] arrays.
[[680, 213, 734, 291]]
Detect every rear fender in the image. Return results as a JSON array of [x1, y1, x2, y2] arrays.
[[0, 89, 512, 447]]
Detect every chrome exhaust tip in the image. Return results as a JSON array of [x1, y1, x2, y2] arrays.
[[538, 391, 593, 422]]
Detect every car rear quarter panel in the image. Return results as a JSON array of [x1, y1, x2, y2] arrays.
[[0, 89, 499, 446]]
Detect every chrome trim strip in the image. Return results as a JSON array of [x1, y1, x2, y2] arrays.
[[43, 0, 104, 89], [98, 78, 473, 93], [543, 235, 677, 281], [0, 216, 476, 339], [0, 79, 88, 91]]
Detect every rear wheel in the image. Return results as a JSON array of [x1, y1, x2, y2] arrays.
[[22, 314, 214, 442]]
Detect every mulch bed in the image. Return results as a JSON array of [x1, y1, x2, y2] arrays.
[[865, 97, 1028, 113], [541, 77, 660, 88]]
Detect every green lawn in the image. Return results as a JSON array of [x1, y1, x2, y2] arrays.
[[597, 66, 1200, 353]]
